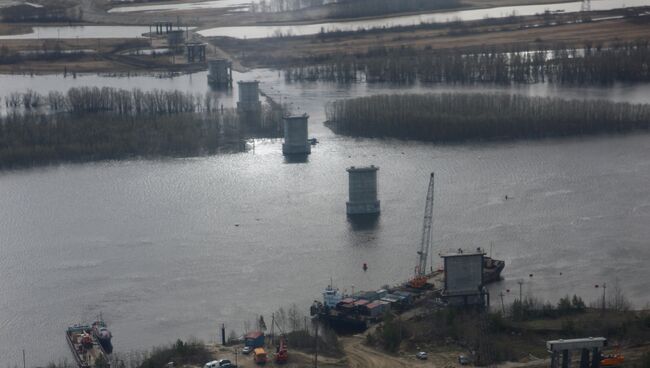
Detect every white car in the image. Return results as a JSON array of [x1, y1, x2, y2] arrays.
[[458, 354, 471, 365], [242, 345, 253, 355], [416, 351, 428, 360], [203, 361, 218, 368]]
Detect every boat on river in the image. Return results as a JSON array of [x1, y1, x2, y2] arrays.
[[92, 318, 113, 354], [483, 256, 505, 284], [66, 324, 111, 368]]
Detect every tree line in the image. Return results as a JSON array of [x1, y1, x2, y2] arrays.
[[325, 93, 650, 142], [0, 4, 82, 23], [285, 41, 650, 85], [0, 87, 284, 168], [4, 87, 222, 115]]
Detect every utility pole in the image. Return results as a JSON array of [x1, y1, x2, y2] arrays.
[[517, 279, 524, 302], [23, 349, 26, 368], [314, 323, 319, 368], [271, 313, 275, 346], [499, 292, 506, 315]]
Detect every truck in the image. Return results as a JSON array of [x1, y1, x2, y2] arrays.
[[253, 348, 267, 365]]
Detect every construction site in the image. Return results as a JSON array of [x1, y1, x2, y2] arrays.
[[123, 172, 650, 368]]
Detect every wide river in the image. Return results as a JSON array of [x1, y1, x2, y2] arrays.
[[1, 69, 650, 366]]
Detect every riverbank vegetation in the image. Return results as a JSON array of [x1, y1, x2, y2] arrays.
[[366, 294, 650, 366], [0, 2, 82, 23], [285, 41, 650, 84], [0, 87, 284, 169], [137, 339, 212, 368], [217, 10, 650, 77], [325, 93, 650, 142]]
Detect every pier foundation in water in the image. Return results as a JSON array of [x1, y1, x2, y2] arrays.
[[346, 165, 380, 216], [282, 114, 311, 155]]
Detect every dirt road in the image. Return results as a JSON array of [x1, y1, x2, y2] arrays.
[[341, 335, 411, 368]]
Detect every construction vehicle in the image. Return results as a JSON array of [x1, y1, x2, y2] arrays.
[[253, 348, 267, 365], [271, 312, 288, 363], [275, 335, 288, 364], [409, 172, 435, 289], [601, 346, 624, 367]]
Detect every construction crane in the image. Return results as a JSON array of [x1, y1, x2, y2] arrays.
[[270, 314, 288, 364], [409, 172, 435, 289]]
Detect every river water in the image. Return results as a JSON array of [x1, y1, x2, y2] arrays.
[[197, 0, 650, 38], [1, 69, 650, 366]]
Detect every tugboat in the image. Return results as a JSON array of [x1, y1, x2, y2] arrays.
[[483, 256, 505, 284], [92, 317, 113, 354]]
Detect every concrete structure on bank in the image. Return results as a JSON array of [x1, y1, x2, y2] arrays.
[[237, 80, 261, 112], [282, 114, 311, 155], [547, 337, 607, 368], [346, 166, 380, 216], [441, 251, 489, 307], [208, 59, 233, 87], [167, 30, 185, 48], [152, 21, 173, 35], [185, 43, 206, 63]]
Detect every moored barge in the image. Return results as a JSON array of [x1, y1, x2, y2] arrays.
[[66, 324, 111, 368]]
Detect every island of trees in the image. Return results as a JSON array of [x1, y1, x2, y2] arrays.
[[325, 93, 650, 141]]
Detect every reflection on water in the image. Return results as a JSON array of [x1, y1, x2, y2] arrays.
[[108, 0, 252, 13], [284, 154, 310, 163], [348, 214, 380, 231], [0, 25, 151, 40], [198, 0, 650, 38]]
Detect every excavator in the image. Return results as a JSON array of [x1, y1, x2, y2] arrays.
[[409, 172, 435, 289]]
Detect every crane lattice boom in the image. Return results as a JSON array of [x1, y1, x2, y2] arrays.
[[416, 172, 435, 277]]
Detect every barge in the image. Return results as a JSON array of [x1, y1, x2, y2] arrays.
[[66, 324, 111, 368], [312, 254, 505, 331]]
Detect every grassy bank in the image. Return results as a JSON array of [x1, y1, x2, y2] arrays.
[[216, 11, 650, 71], [325, 93, 650, 142]]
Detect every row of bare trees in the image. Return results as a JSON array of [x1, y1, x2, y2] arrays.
[[325, 93, 650, 141], [4, 87, 222, 115], [0, 85, 285, 168], [285, 41, 650, 84]]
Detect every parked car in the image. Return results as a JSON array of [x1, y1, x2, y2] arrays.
[[242, 346, 253, 355], [218, 359, 233, 367], [458, 354, 471, 365], [203, 361, 219, 368], [416, 351, 428, 360]]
